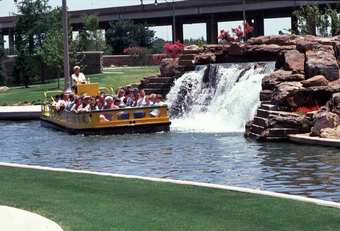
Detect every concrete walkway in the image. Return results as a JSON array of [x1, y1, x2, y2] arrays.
[[289, 133, 340, 147], [0, 105, 41, 120], [0, 205, 62, 231]]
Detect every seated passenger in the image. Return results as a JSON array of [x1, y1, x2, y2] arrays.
[[113, 96, 121, 109], [117, 88, 126, 106], [90, 97, 99, 111], [154, 94, 165, 106], [124, 88, 133, 107], [103, 96, 117, 110], [56, 93, 69, 112], [70, 97, 81, 112], [65, 93, 75, 111], [137, 89, 146, 107], [77, 95, 91, 112], [149, 94, 157, 105], [71, 66, 87, 86]]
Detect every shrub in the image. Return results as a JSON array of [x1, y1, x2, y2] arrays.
[[163, 41, 184, 58]]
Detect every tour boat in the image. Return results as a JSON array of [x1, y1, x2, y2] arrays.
[[40, 83, 171, 135]]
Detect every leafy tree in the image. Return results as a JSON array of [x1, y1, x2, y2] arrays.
[[37, 8, 63, 88], [105, 20, 155, 54], [77, 14, 107, 51], [293, 5, 339, 37], [14, 0, 50, 87]]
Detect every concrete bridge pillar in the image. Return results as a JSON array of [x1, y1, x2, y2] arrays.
[[8, 30, 15, 55], [207, 15, 218, 44], [253, 16, 264, 37], [173, 20, 183, 43]]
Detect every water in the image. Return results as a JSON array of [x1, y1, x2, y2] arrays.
[[1, 121, 340, 202], [1, 62, 340, 202], [166, 63, 274, 133]]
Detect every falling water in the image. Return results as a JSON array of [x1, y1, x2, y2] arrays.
[[166, 62, 275, 133]]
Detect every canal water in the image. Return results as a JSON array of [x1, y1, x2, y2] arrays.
[[1, 62, 340, 202], [1, 121, 340, 202]]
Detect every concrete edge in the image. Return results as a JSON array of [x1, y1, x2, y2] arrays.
[[1, 162, 340, 209], [0, 205, 63, 231], [289, 134, 340, 147]]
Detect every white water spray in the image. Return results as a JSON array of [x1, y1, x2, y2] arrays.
[[166, 63, 275, 133]]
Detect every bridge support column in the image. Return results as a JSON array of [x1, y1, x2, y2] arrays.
[[173, 20, 183, 43], [253, 16, 264, 37], [207, 15, 218, 44], [8, 30, 15, 55]]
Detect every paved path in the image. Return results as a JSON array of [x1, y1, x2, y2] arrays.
[[0, 105, 41, 120], [0, 205, 62, 231], [289, 133, 340, 147]]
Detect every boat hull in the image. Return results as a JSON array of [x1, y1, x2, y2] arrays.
[[41, 117, 171, 135]]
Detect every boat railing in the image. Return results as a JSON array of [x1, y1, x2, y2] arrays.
[[42, 104, 170, 128]]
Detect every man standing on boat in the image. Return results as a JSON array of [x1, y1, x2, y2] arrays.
[[72, 66, 87, 86]]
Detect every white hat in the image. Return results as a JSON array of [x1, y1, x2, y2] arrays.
[[73, 66, 81, 71], [105, 96, 113, 102]]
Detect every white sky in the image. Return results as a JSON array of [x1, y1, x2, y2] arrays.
[[0, 0, 290, 43]]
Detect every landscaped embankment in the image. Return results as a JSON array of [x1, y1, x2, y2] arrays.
[[1, 165, 340, 231]]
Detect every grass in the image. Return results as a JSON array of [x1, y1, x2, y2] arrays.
[[1, 166, 340, 231], [0, 66, 159, 106]]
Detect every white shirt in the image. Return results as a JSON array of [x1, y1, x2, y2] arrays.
[[72, 73, 86, 85]]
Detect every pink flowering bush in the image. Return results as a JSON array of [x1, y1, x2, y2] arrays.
[[218, 22, 254, 42], [163, 41, 184, 58]]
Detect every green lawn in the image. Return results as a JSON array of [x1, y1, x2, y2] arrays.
[[0, 166, 340, 231], [0, 66, 159, 106]]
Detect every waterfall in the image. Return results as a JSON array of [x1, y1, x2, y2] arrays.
[[166, 62, 275, 133]]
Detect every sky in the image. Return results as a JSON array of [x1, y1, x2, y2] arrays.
[[0, 0, 290, 43]]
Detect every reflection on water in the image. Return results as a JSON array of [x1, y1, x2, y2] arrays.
[[1, 121, 340, 202]]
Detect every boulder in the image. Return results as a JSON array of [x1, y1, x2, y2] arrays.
[[302, 75, 329, 87], [320, 126, 340, 139], [194, 52, 216, 65], [277, 50, 305, 73], [245, 44, 295, 57], [272, 81, 304, 107], [305, 48, 339, 81], [247, 35, 297, 45], [183, 45, 203, 54], [160, 58, 179, 77], [329, 92, 340, 115], [262, 70, 304, 90], [227, 43, 245, 56], [310, 110, 340, 136], [268, 113, 313, 132], [0, 86, 9, 92]]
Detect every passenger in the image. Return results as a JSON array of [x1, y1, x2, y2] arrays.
[[150, 94, 157, 105], [129, 88, 139, 107], [113, 96, 121, 109], [70, 97, 81, 112], [154, 94, 164, 106], [124, 88, 133, 107], [103, 96, 115, 110], [56, 94, 68, 112], [144, 95, 152, 106], [65, 93, 75, 111], [97, 92, 106, 110], [137, 89, 146, 107], [117, 88, 126, 106], [77, 95, 91, 112], [90, 97, 99, 111], [71, 66, 87, 86]]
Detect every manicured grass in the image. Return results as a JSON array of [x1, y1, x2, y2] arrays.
[[0, 66, 159, 106], [0, 166, 340, 231]]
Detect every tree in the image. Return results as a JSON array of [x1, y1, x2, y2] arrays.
[[14, 0, 50, 87], [77, 14, 107, 51], [293, 5, 339, 37], [37, 8, 63, 88], [105, 20, 155, 54]]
